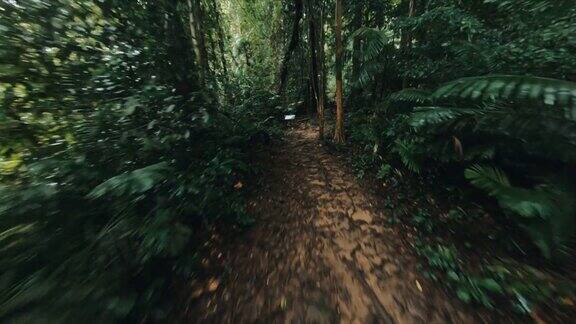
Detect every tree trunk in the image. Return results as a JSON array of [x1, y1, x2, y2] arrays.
[[351, 2, 363, 89], [349, 2, 364, 107], [333, 0, 345, 144], [211, 0, 229, 77], [187, 0, 209, 85], [307, 0, 323, 137], [277, 0, 303, 96], [244, 47, 251, 68], [317, 2, 326, 139], [211, 0, 231, 101], [166, 0, 196, 94], [402, 0, 416, 89], [207, 28, 220, 93]]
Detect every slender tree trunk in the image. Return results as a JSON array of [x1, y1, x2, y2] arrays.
[[299, 47, 307, 114], [349, 2, 364, 107], [166, 0, 196, 94], [211, 0, 231, 101], [211, 0, 229, 77], [187, 0, 209, 85], [307, 0, 322, 137], [402, 0, 416, 89], [207, 29, 220, 93], [317, 2, 326, 138], [244, 48, 251, 68], [351, 2, 363, 89], [333, 0, 345, 143], [195, 2, 210, 76], [373, 3, 384, 28], [277, 0, 303, 96]]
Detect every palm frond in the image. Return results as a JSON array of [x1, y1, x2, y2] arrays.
[[393, 139, 422, 173], [352, 27, 390, 62], [432, 75, 576, 120], [355, 61, 387, 88], [352, 27, 392, 87], [388, 89, 432, 106], [408, 106, 482, 129], [465, 165, 576, 260], [87, 162, 172, 199], [465, 165, 511, 196], [486, 0, 575, 15]]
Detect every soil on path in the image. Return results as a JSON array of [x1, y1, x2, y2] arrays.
[[185, 122, 497, 323]]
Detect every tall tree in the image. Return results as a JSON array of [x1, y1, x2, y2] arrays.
[[317, 1, 327, 138], [351, 2, 363, 88], [187, 0, 210, 85], [333, 0, 345, 143], [402, 0, 416, 88], [277, 0, 303, 96], [211, 0, 229, 81], [166, 0, 197, 94], [306, 0, 324, 138]]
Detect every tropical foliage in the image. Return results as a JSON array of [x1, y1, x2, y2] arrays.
[[348, 0, 576, 263], [0, 0, 278, 321], [2, 0, 576, 320]]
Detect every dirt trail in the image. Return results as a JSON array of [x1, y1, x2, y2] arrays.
[[186, 122, 494, 323]]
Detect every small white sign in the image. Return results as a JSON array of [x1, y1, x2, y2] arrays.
[[284, 115, 296, 120]]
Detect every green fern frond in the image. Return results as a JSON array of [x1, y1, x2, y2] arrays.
[[465, 165, 511, 195], [388, 89, 432, 106], [352, 27, 392, 87], [486, 0, 574, 15], [87, 162, 172, 199], [465, 165, 552, 219], [355, 61, 387, 88], [432, 75, 576, 120], [393, 139, 422, 173], [408, 106, 482, 128], [352, 27, 390, 62], [466, 165, 576, 260]]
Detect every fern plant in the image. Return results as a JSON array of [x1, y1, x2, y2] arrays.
[[466, 165, 576, 260], [432, 75, 576, 118], [0, 0, 271, 322], [414, 76, 576, 163], [389, 89, 432, 106], [393, 138, 423, 173], [351, 27, 393, 88], [383, 75, 576, 260]]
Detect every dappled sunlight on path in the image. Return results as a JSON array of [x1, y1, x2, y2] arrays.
[[185, 122, 495, 323]]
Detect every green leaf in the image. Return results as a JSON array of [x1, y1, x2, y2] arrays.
[[457, 289, 471, 303], [87, 162, 172, 199], [432, 75, 576, 120], [479, 278, 503, 293], [0, 64, 24, 77]]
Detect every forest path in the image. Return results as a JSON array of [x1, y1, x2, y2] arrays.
[[186, 122, 489, 323]]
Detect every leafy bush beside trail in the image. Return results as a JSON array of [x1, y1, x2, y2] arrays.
[[0, 0, 280, 322], [352, 75, 576, 262]]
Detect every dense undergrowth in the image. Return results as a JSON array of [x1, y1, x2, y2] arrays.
[[348, 89, 576, 317], [0, 0, 281, 322], [346, 0, 576, 317]]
